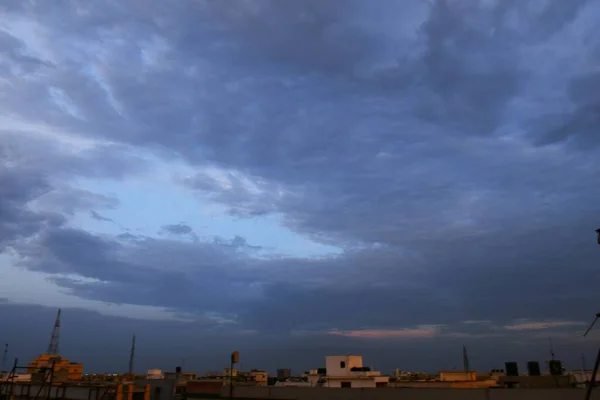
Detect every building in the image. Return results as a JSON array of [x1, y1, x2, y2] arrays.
[[277, 368, 291, 380], [439, 371, 477, 382], [306, 355, 389, 388], [498, 374, 572, 388], [0, 373, 31, 382], [27, 354, 83, 381], [146, 369, 164, 380], [248, 370, 268, 386], [571, 370, 600, 388], [223, 367, 238, 377], [164, 371, 197, 382]]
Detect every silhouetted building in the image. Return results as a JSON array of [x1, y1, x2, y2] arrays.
[[277, 369, 291, 380]]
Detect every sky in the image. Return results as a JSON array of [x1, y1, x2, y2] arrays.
[[1, 0, 600, 376]]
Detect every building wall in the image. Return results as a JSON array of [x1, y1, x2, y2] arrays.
[[186, 380, 223, 395], [325, 355, 363, 376], [440, 371, 477, 382], [249, 371, 268, 386], [325, 379, 375, 388], [7, 383, 600, 400], [2, 373, 31, 382], [223, 386, 600, 400], [27, 354, 84, 381]]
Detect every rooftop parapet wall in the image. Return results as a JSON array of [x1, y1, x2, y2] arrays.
[[222, 386, 600, 400]]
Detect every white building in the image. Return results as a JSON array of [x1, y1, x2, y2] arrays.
[[146, 369, 164, 379], [570, 370, 600, 388], [307, 355, 389, 388]]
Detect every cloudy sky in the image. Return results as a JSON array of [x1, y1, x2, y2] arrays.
[[1, 0, 600, 375]]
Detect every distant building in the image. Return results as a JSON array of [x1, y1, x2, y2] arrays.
[[201, 368, 267, 387], [277, 368, 291, 380], [164, 371, 197, 382], [27, 354, 83, 381], [0, 373, 31, 382], [439, 371, 476, 382], [248, 370, 268, 386], [306, 355, 389, 388], [571, 370, 600, 387], [146, 369, 164, 380]]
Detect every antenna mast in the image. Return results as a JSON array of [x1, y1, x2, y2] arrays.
[[46, 309, 61, 355], [1, 344, 7, 371], [462, 345, 470, 372], [548, 337, 555, 361], [128, 335, 136, 375]]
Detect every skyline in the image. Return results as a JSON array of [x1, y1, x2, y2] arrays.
[[1, 304, 595, 375], [2, 0, 600, 374]]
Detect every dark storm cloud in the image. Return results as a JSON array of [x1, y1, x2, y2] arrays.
[[2, 0, 600, 371]]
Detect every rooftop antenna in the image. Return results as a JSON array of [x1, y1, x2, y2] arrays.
[[462, 345, 470, 372], [46, 309, 61, 355], [128, 335, 136, 375], [583, 313, 600, 337], [1, 344, 7, 371]]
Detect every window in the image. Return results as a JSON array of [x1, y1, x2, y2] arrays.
[[341, 382, 351, 388], [340, 361, 346, 368]]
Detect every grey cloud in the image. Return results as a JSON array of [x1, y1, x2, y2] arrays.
[[160, 223, 193, 236], [417, 0, 525, 134], [90, 210, 114, 223], [0, 167, 65, 249], [30, 189, 118, 216], [160, 223, 199, 241], [15, 227, 265, 315], [534, 70, 600, 148], [0, 31, 53, 77]]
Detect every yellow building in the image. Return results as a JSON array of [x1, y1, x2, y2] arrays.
[[248, 370, 268, 386], [27, 354, 83, 381], [439, 371, 476, 382]]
